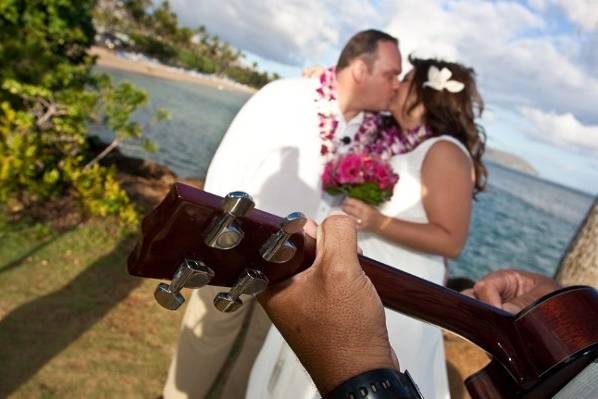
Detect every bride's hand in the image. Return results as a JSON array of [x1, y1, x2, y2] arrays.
[[342, 197, 385, 232], [302, 65, 325, 78]]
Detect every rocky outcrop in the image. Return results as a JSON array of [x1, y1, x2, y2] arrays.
[[555, 196, 598, 286]]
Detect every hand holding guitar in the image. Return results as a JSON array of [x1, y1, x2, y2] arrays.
[[257, 215, 399, 394], [462, 269, 562, 314], [258, 216, 570, 397]]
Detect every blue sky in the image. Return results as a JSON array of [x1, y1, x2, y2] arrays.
[[170, 0, 598, 195]]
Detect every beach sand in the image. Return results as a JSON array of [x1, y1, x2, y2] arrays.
[[90, 46, 256, 95]]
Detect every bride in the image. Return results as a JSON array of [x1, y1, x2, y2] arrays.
[[246, 56, 487, 399]]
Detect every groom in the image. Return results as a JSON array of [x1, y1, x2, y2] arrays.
[[163, 29, 402, 399]]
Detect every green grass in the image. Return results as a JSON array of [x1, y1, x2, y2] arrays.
[[0, 215, 185, 398]]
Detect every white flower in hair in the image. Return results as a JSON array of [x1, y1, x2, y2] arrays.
[[422, 65, 465, 93]]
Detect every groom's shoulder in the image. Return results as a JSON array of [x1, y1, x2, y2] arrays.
[[254, 77, 319, 100]]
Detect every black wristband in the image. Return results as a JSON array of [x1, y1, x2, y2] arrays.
[[324, 368, 423, 399]]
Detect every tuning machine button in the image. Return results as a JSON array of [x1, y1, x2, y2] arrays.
[[203, 191, 254, 250], [260, 212, 306, 263], [154, 259, 214, 310], [213, 268, 269, 312]]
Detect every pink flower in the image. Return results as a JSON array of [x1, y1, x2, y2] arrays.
[[362, 156, 376, 180], [336, 153, 364, 184], [373, 163, 399, 189], [321, 160, 335, 188], [320, 150, 399, 206]]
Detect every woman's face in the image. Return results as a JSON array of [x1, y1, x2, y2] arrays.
[[390, 69, 424, 128]]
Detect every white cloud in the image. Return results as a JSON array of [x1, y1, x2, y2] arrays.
[[528, 0, 547, 12], [520, 0, 597, 31], [169, 0, 380, 66], [380, 0, 598, 124], [520, 106, 598, 152], [552, 0, 598, 31]]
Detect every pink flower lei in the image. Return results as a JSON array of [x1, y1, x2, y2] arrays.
[[315, 67, 432, 160]]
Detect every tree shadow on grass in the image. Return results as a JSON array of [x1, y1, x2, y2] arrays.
[[0, 236, 142, 397], [0, 229, 73, 276]]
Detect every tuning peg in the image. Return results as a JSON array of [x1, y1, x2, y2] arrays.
[[203, 191, 254, 250], [154, 259, 215, 310], [213, 268, 269, 312], [260, 212, 306, 263]]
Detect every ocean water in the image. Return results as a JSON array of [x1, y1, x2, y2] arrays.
[[94, 66, 252, 178], [451, 163, 593, 280], [97, 67, 595, 281]]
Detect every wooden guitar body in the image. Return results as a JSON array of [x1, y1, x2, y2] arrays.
[[465, 286, 598, 398], [127, 183, 598, 398]]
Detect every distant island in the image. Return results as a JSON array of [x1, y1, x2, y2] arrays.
[[484, 147, 538, 176]]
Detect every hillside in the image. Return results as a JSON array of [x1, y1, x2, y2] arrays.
[[484, 147, 538, 176]]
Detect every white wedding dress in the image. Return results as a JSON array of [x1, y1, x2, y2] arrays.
[[246, 136, 469, 399]]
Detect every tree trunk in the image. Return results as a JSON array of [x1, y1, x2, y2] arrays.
[[554, 196, 598, 287]]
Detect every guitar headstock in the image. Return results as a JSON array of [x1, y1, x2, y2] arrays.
[[127, 182, 315, 312]]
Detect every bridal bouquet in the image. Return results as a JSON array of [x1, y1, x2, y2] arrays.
[[321, 152, 399, 206]]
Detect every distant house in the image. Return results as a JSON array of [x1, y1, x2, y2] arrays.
[[95, 30, 133, 50]]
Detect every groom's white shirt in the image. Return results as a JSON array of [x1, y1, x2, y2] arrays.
[[204, 77, 364, 221]]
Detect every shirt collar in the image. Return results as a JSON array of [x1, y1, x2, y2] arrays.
[[328, 97, 364, 127]]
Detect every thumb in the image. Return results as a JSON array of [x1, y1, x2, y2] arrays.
[[315, 214, 360, 276]]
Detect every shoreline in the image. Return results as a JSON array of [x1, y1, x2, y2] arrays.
[[90, 46, 257, 95]]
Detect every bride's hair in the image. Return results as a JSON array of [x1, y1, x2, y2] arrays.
[[406, 56, 487, 195]]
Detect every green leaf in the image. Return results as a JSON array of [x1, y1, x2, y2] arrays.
[[345, 183, 385, 206]]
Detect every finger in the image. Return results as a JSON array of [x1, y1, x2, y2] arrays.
[[502, 302, 522, 314], [343, 197, 364, 207], [503, 282, 540, 313], [329, 210, 348, 217], [472, 279, 506, 309], [315, 214, 360, 275], [339, 205, 363, 228], [341, 204, 358, 218], [461, 288, 474, 298], [341, 200, 356, 211], [303, 218, 318, 239], [345, 200, 366, 215], [507, 283, 557, 312]]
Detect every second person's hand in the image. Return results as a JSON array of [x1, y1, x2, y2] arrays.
[[342, 197, 386, 232]]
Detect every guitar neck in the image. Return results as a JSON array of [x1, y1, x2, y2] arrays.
[[356, 255, 534, 381]]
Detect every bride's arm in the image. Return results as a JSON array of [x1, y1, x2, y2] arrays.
[[343, 140, 474, 258]]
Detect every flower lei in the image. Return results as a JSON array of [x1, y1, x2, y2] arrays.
[[315, 67, 432, 161]]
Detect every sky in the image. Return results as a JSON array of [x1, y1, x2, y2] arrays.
[[169, 0, 598, 195]]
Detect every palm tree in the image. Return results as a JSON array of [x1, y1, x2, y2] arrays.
[[554, 196, 598, 286]]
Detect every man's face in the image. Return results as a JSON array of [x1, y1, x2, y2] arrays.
[[361, 41, 402, 111]]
